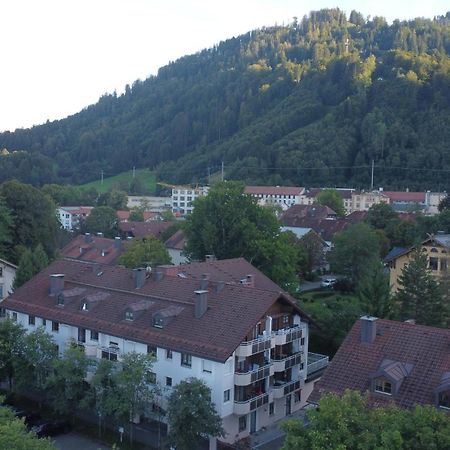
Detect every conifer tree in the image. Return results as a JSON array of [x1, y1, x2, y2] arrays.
[[13, 249, 35, 290]]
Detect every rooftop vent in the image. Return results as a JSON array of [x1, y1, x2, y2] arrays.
[[50, 274, 65, 296], [133, 268, 146, 289], [194, 290, 208, 318], [360, 315, 378, 344], [84, 233, 93, 244], [114, 236, 122, 249], [200, 273, 209, 290]]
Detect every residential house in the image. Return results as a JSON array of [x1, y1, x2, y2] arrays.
[[164, 230, 188, 265], [0, 258, 327, 445], [244, 186, 305, 210], [60, 234, 126, 265], [116, 210, 161, 222], [280, 205, 337, 223], [119, 221, 172, 240], [310, 316, 450, 412], [299, 188, 354, 214], [0, 258, 17, 300], [58, 207, 94, 231], [385, 233, 450, 292], [171, 186, 209, 216]]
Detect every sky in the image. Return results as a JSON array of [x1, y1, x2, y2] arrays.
[[1, 0, 448, 132]]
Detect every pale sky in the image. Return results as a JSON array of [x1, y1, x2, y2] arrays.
[[1, 0, 448, 132]]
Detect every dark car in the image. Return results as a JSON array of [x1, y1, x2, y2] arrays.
[[31, 419, 71, 437]]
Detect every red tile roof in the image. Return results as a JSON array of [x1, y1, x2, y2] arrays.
[[116, 211, 161, 222], [164, 229, 186, 251], [310, 318, 450, 409], [281, 205, 337, 222], [345, 211, 368, 224], [119, 221, 172, 239], [244, 186, 304, 196], [383, 191, 426, 203], [1, 259, 308, 362], [60, 206, 94, 215], [280, 216, 348, 242]]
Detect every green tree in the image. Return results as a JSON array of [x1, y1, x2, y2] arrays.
[[282, 390, 450, 450], [298, 231, 325, 277], [0, 404, 56, 450], [329, 223, 382, 283], [315, 189, 346, 217], [119, 236, 171, 268], [366, 203, 398, 230], [32, 243, 49, 273], [438, 196, 450, 212], [111, 352, 155, 446], [128, 208, 144, 222], [357, 260, 392, 318], [85, 206, 118, 238], [13, 249, 35, 289], [46, 345, 92, 416], [0, 320, 25, 390], [97, 189, 128, 210], [167, 378, 224, 450], [0, 196, 13, 258], [395, 249, 447, 327]]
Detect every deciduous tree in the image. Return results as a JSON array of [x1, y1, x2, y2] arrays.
[[119, 236, 171, 268]]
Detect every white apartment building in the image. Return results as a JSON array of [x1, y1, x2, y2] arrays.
[[0, 259, 327, 446], [58, 206, 94, 231], [0, 258, 17, 300], [171, 186, 209, 215], [244, 186, 305, 209]]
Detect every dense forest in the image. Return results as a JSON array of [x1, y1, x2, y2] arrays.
[[1, 9, 450, 190]]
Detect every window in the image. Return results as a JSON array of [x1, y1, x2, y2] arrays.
[[57, 294, 64, 306], [166, 349, 172, 359], [0, 285, 3, 299], [147, 372, 156, 384], [181, 353, 192, 368], [102, 351, 117, 361], [52, 321, 59, 332], [0, 267, 2, 277], [153, 315, 163, 328], [438, 391, 450, 409], [81, 301, 89, 311], [147, 345, 157, 356], [90, 330, 99, 341], [223, 389, 230, 403], [375, 378, 392, 395], [429, 257, 439, 271], [294, 390, 301, 403], [441, 258, 448, 271], [28, 315, 35, 326], [125, 310, 134, 321], [238, 415, 247, 432], [269, 402, 274, 415], [42, 318, 47, 326], [166, 377, 172, 387], [202, 360, 212, 373]]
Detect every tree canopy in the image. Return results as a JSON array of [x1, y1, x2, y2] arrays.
[[119, 236, 171, 268], [315, 189, 345, 217]]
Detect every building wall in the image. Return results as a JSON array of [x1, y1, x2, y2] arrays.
[[127, 196, 172, 211], [351, 192, 389, 212], [172, 187, 209, 215], [0, 262, 16, 300], [167, 248, 188, 265]]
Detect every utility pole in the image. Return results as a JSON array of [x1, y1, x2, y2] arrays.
[[101, 169, 104, 185], [132, 166, 136, 178], [370, 160, 374, 191], [221, 161, 224, 182], [207, 167, 211, 185]]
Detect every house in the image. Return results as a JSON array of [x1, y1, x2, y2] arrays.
[[0, 258, 17, 300], [244, 186, 305, 209], [58, 206, 94, 231], [299, 188, 354, 214], [310, 316, 450, 411], [385, 233, 450, 292], [164, 229, 188, 265], [118, 221, 172, 240], [0, 258, 327, 445], [280, 205, 337, 223], [171, 186, 209, 215], [60, 233, 126, 265], [116, 210, 161, 222]]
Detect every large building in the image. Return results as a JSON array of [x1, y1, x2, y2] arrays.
[[0, 258, 326, 446], [244, 186, 305, 209], [171, 186, 209, 215], [58, 206, 94, 231]]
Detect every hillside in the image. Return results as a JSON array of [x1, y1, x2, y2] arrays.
[[1, 9, 450, 190]]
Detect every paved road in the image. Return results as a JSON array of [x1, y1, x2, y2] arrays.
[[53, 432, 111, 450]]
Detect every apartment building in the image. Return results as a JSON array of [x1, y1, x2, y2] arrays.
[[351, 190, 390, 212], [171, 186, 209, 215], [0, 258, 326, 445], [244, 186, 305, 209], [58, 206, 94, 231]]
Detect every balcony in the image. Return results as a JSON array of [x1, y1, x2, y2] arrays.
[[273, 352, 303, 372], [306, 352, 329, 381], [274, 324, 305, 346], [234, 363, 274, 386], [234, 392, 271, 415], [271, 379, 302, 399], [235, 332, 273, 358]]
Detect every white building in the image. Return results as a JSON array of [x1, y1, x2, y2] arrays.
[[127, 196, 172, 212], [0, 258, 327, 446], [244, 186, 305, 209], [58, 206, 94, 231], [171, 186, 209, 215], [0, 258, 17, 300]]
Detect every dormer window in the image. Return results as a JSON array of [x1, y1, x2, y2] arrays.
[[374, 378, 392, 395], [57, 293, 65, 306], [81, 301, 89, 311], [438, 391, 450, 409], [153, 314, 163, 328], [125, 310, 134, 321]]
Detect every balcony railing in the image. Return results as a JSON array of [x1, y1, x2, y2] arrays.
[[273, 324, 305, 345], [234, 363, 273, 386], [271, 379, 302, 399], [273, 352, 303, 372], [235, 332, 273, 357], [307, 352, 329, 377], [234, 392, 270, 415]]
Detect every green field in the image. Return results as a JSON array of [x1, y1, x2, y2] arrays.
[[79, 168, 156, 194]]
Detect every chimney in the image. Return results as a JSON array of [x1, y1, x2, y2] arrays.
[[246, 274, 254, 288], [97, 232, 103, 237], [200, 273, 209, 290], [50, 274, 65, 296], [360, 316, 378, 344], [205, 254, 216, 262], [133, 268, 146, 289], [114, 237, 122, 249], [155, 270, 164, 282], [92, 263, 100, 275], [216, 281, 225, 293], [194, 290, 208, 318], [84, 233, 93, 243]]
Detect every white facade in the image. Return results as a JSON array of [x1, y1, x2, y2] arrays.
[[425, 192, 447, 215], [167, 248, 188, 265], [0, 259, 17, 300], [171, 186, 209, 215], [4, 308, 311, 444], [58, 207, 93, 231], [127, 196, 172, 212]]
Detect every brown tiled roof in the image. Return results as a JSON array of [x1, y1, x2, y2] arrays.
[[244, 186, 304, 196], [280, 216, 348, 242], [60, 235, 127, 265], [164, 229, 186, 251], [1, 259, 308, 362], [383, 191, 426, 203], [119, 221, 171, 239], [281, 205, 337, 222], [310, 318, 450, 409], [60, 206, 94, 215], [345, 211, 368, 224], [116, 211, 160, 222]]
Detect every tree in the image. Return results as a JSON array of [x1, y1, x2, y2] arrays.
[[111, 352, 155, 446], [0, 319, 25, 390], [329, 223, 382, 283], [298, 231, 324, 276], [0, 195, 13, 258], [13, 249, 35, 289], [46, 345, 92, 416], [366, 203, 398, 230], [0, 404, 56, 450], [357, 260, 392, 318], [315, 189, 345, 217], [282, 390, 450, 450], [395, 249, 447, 327], [97, 189, 128, 210], [438, 196, 450, 212], [119, 236, 171, 268], [31, 243, 49, 273], [167, 378, 224, 450], [85, 206, 118, 238], [128, 208, 144, 222]]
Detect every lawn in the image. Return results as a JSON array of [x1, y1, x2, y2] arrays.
[[79, 168, 156, 194]]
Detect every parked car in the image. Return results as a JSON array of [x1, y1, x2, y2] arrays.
[[31, 419, 71, 437], [321, 278, 337, 288]]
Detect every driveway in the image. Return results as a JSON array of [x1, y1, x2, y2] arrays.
[[53, 432, 111, 450]]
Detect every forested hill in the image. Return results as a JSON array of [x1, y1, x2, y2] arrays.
[[1, 9, 450, 190]]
